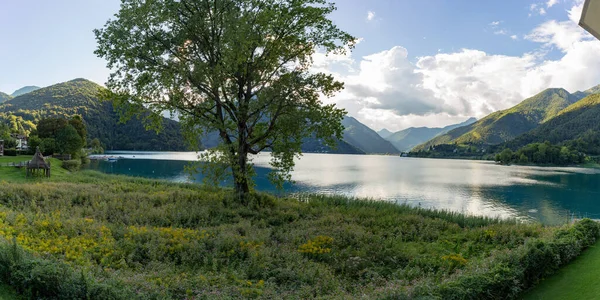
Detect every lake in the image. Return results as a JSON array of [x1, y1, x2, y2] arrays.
[[87, 151, 600, 224]]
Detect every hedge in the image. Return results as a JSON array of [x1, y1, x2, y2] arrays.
[[0, 240, 135, 300], [397, 219, 600, 299], [61, 159, 82, 172], [2, 149, 17, 156]]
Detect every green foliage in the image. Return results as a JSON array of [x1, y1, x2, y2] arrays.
[[405, 219, 600, 299], [37, 117, 68, 139], [90, 138, 104, 154], [0, 169, 579, 299], [0, 79, 187, 151], [0, 240, 135, 299], [61, 159, 82, 172], [56, 124, 84, 157], [94, 0, 356, 195], [494, 141, 585, 166], [3, 149, 17, 156], [506, 93, 600, 155], [498, 148, 514, 165]]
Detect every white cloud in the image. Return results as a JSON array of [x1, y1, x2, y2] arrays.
[[529, 3, 549, 16], [314, 0, 600, 132], [568, 0, 584, 23], [547, 0, 559, 8], [511, 35, 519, 40], [526, 19, 591, 52], [489, 21, 501, 27], [494, 29, 508, 35], [366, 11, 376, 21]]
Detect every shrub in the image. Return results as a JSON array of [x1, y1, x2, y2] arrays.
[[3, 148, 17, 156], [0, 240, 135, 299], [409, 219, 600, 299], [62, 159, 82, 172]]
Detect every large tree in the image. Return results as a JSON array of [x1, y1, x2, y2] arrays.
[[95, 0, 355, 197]]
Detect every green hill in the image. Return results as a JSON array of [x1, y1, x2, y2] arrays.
[[504, 93, 600, 155], [0, 92, 11, 103], [0, 79, 186, 151], [342, 116, 400, 154], [11, 85, 41, 97], [414, 88, 587, 151], [386, 118, 476, 152]]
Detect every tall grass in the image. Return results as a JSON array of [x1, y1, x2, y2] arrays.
[[0, 168, 595, 299]]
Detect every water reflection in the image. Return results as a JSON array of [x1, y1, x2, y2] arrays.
[[87, 152, 600, 225]]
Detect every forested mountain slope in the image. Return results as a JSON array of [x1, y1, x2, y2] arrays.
[[414, 88, 588, 150], [0, 79, 186, 151], [504, 93, 600, 155]]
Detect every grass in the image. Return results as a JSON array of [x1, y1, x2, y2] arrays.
[[523, 244, 600, 299], [0, 158, 597, 298]]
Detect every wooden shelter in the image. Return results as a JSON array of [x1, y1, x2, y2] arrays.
[[27, 147, 51, 177]]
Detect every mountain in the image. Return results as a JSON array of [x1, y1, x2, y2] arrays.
[[386, 118, 477, 152], [199, 130, 365, 154], [0, 92, 11, 103], [341, 116, 400, 154], [11, 86, 41, 97], [0, 79, 186, 151], [504, 93, 600, 155], [414, 88, 587, 151], [377, 128, 393, 139]]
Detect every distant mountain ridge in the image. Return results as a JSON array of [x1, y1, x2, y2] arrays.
[[342, 116, 400, 154], [377, 128, 393, 139], [11, 86, 41, 97], [414, 87, 591, 151], [0, 92, 11, 103], [385, 118, 477, 152]]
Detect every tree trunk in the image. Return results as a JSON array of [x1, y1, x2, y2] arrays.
[[233, 152, 250, 196], [233, 134, 250, 199]]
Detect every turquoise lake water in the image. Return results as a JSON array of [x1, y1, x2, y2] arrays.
[[87, 151, 600, 224]]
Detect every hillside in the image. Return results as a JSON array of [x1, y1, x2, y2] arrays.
[[504, 93, 600, 155], [200, 130, 365, 154], [342, 116, 400, 154], [386, 117, 476, 152], [377, 128, 393, 139], [0, 79, 186, 151], [0, 92, 11, 103], [11, 85, 41, 97], [414, 88, 587, 151]]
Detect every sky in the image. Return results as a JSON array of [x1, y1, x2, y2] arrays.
[[1, 0, 599, 132]]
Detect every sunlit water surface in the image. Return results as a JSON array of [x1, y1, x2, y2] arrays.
[[87, 151, 600, 224]]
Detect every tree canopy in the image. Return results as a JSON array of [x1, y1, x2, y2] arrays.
[[95, 0, 355, 197]]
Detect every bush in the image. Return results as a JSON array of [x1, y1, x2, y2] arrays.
[[62, 159, 82, 172], [0, 240, 135, 299], [408, 219, 600, 299], [2, 148, 17, 156]]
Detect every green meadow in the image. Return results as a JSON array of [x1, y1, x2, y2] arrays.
[[0, 156, 597, 299]]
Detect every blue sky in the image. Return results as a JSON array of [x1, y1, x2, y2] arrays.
[[1, 0, 598, 131]]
